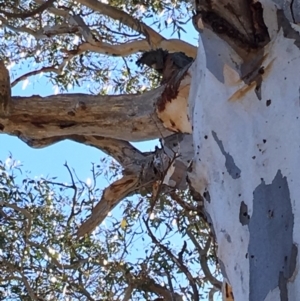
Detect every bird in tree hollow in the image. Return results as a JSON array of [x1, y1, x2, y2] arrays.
[[136, 49, 193, 84]]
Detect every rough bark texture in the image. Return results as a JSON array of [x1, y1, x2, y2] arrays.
[[0, 87, 169, 142], [189, 0, 300, 300]]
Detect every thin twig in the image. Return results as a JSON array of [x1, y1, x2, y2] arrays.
[[11, 51, 81, 87], [21, 273, 41, 301], [122, 285, 133, 301], [0, 0, 55, 18], [186, 228, 222, 290], [0, 202, 32, 235], [144, 218, 199, 301]]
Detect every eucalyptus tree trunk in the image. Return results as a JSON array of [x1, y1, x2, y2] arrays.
[[189, 0, 300, 300]]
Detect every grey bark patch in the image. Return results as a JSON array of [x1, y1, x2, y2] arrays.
[[201, 29, 225, 83], [248, 170, 295, 301], [200, 28, 245, 83], [168, 160, 189, 189], [239, 201, 250, 225], [271, 0, 293, 21], [277, 10, 300, 50], [272, 0, 300, 23], [212, 131, 241, 179], [162, 133, 194, 166], [290, 0, 300, 23], [221, 229, 232, 243]]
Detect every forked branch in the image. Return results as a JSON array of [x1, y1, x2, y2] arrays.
[[76, 0, 197, 57]]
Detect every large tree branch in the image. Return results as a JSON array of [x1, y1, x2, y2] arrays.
[[77, 174, 139, 237], [76, 0, 197, 57], [10, 134, 146, 171], [0, 55, 193, 237], [78, 39, 150, 56], [3, 54, 194, 141], [76, 0, 163, 45], [71, 14, 197, 57], [0, 86, 173, 142], [69, 136, 146, 167], [78, 38, 198, 58]]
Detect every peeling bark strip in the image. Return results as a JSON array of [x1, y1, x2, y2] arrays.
[[137, 49, 194, 134], [156, 62, 193, 133], [222, 281, 234, 301]]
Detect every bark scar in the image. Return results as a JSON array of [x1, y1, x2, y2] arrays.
[[229, 58, 275, 102]]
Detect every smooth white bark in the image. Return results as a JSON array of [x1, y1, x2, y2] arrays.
[[190, 2, 300, 299]]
